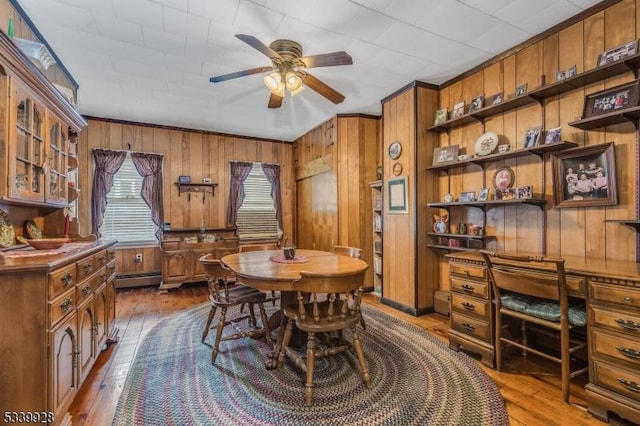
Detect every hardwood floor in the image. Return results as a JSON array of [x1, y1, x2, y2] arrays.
[[70, 284, 624, 426]]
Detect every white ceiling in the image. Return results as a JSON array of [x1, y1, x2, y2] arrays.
[[17, 0, 604, 141]]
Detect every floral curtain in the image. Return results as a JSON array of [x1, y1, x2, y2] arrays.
[[91, 149, 127, 237], [131, 152, 164, 240], [260, 163, 282, 232], [226, 161, 253, 228]]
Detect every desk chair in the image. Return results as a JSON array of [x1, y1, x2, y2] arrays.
[[200, 253, 275, 365], [480, 250, 588, 402], [277, 268, 371, 406], [333, 245, 366, 330]]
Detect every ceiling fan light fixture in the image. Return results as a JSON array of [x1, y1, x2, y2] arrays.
[[289, 85, 305, 96], [284, 71, 302, 90], [263, 72, 281, 91]]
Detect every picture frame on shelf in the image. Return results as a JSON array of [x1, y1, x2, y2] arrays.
[[434, 108, 448, 125], [597, 39, 638, 66], [556, 70, 566, 81], [488, 92, 503, 106], [566, 64, 577, 77], [552, 142, 617, 208], [523, 126, 541, 148], [477, 187, 489, 202], [459, 192, 476, 202], [496, 188, 517, 200], [544, 127, 561, 145], [178, 175, 191, 184], [433, 145, 459, 165], [468, 95, 484, 113], [451, 101, 465, 119], [493, 166, 515, 191], [202, 177, 212, 184], [515, 185, 533, 199], [582, 80, 640, 118], [515, 83, 528, 96], [388, 176, 408, 214]]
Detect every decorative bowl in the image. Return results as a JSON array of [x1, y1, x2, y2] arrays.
[[457, 154, 473, 161], [27, 238, 69, 250]]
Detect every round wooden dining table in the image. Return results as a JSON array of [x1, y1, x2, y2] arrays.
[[220, 248, 369, 368]]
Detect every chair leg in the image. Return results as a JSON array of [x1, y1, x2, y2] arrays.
[[277, 318, 293, 367], [561, 321, 570, 403], [258, 302, 273, 348], [247, 303, 257, 327], [211, 307, 228, 365], [495, 311, 503, 372], [351, 327, 371, 388], [521, 320, 528, 358], [201, 305, 217, 343], [305, 332, 317, 407]]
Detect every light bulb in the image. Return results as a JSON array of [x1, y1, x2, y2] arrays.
[[284, 71, 303, 91], [263, 72, 281, 91]]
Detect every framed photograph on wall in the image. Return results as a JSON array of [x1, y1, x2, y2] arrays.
[[544, 127, 561, 144], [523, 126, 541, 148], [433, 145, 459, 165], [178, 175, 191, 184], [582, 81, 640, 118], [468, 95, 484, 113], [477, 187, 489, 202], [388, 176, 408, 214], [488, 92, 503, 106], [552, 142, 617, 208], [451, 101, 465, 119], [515, 83, 528, 96]]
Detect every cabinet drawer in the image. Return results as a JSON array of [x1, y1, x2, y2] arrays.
[[451, 293, 490, 321], [450, 263, 486, 280], [107, 246, 116, 263], [48, 263, 76, 300], [592, 360, 640, 402], [566, 275, 586, 297], [451, 277, 488, 299], [590, 282, 640, 309], [450, 312, 491, 343], [75, 272, 105, 305], [77, 256, 96, 280], [590, 305, 640, 336], [107, 260, 116, 280], [94, 250, 108, 269], [592, 328, 640, 368], [49, 288, 76, 327]]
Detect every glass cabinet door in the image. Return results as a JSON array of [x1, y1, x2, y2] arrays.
[[46, 118, 69, 205], [11, 85, 45, 202]]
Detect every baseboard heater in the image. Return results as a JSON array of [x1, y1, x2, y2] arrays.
[[116, 272, 162, 288]]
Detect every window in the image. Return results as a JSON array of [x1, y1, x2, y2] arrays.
[[236, 163, 280, 239], [100, 153, 156, 244]]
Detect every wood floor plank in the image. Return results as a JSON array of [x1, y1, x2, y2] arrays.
[[68, 285, 617, 425]]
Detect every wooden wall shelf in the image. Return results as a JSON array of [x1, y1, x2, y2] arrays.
[[174, 182, 218, 201], [569, 106, 640, 130], [605, 219, 640, 232]]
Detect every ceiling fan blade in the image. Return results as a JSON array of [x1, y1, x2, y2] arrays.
[[235, 34, 281, 60], [268, 93, 284, 109], [299, 51, 353, 68], [209, 66, 272, 83], [299, 71, 345, 104]]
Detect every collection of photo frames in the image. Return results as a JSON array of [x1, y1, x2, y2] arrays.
[[441, 185, 533, 204]]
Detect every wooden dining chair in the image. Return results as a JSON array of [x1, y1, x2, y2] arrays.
[[200, 253, 276, 364], [238, 242, 281, 306], [480, 250, 588, 402], [333, 245, 366, 330], [277, 268, 371, 406]]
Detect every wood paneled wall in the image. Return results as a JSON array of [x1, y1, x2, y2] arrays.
[[75, 118, 294, 275], [434, 0, 639, 291]]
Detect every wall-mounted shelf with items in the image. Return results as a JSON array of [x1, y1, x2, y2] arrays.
[[569, 105, 640, 130], [426, 232, 489, 252], [174, 182, 218, 202]]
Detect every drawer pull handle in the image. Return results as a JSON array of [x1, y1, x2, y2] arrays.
[[460, 284, 474, 293], [60, 298, 72, 314], [82, 285, 91, 296], [83, 263, 93, 274], [461, 302, 475, 311], [615, 319, 640, 331], [61, 272, 73, 287], [623, 296, 634, 304], [616, 346, 640, 360], [617, 378, 640, 393], [461, 322, 475, 332], [97, 256, 106, 266]]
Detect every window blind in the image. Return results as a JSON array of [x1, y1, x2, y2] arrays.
[[236, 163, 280, 238], [100, 154, 157, 244]]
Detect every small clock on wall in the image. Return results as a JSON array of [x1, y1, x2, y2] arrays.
[[388, 141, 402, 160]]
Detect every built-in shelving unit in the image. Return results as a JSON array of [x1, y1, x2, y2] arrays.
[[370, 180, 383, 296]]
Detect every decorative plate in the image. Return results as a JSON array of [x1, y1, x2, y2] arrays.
[[388, 141, 402, 160], [0, 208, 15, 248], [392, 162, 403, 176], [474, 132, 499, 156], [24, 219, 42, 239], [493, 166, 515, 191]]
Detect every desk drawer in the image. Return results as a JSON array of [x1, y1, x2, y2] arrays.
[[592, 360, 640, 402], [590, 305, 640, 336], [450, 263, 486, 280], [566, 275, 586, 297], [590, 282, 640, 309], [451, 293, 490, 321], [77, 256, 96, 280], [451, 277, 488, 299], [49, 288, 76, 327], [450, 312, 491, 343], [592, 328, 640, 368], [48, 264, 76, 300], [95, 249, 108, 269]]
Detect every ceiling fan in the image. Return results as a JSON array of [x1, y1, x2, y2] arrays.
[[209, 34, 353, 109]]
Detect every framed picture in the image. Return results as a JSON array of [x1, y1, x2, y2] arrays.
[[496, 188, 517, 200], [515, 185, 533, 199], [202, 177, 212, 184], [434, 108, 448, 125], [388, 176, 408, 214], [388, 141, 402, 160], [433, 145, 459, 165], [178, 175, 191, 184], [468, 95, 484, 113], [597, 39, 638, 67], [556, 70, 566, 81], [492, 166, 515, 191], [488, 92, 503, 106], [552, 142, 617, 208], [566, 64, 577, 77], [515, 83, 528, 96], [459, 191, 476, 202], [523, 126, 541, 148], [544, 127, 561, 145], [477, 187, 489, 202], [582, 81, 640, 118], [451, 101, 465, 119]]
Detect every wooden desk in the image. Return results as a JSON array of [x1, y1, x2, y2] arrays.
[[221, 249, 369, 368], [446, 251, 640, 425]]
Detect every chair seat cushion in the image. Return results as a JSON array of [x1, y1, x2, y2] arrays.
[[227, 285, 267, 304], [500, 291, 587, 327]]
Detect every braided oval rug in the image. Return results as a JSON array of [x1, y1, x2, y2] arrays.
[[112, 303, 508, 426]]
